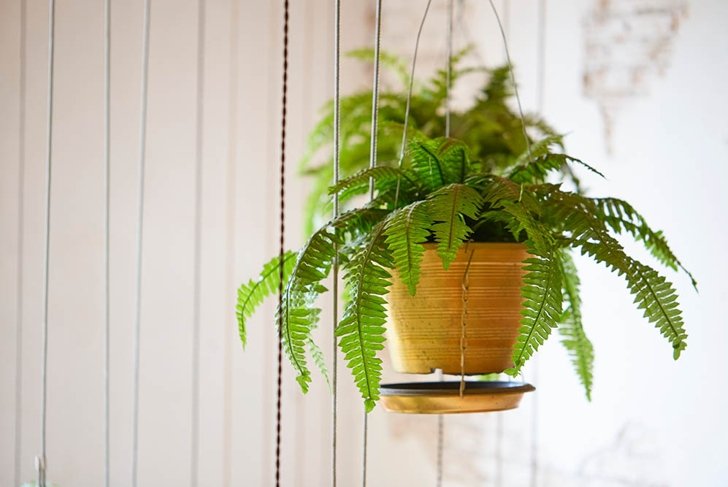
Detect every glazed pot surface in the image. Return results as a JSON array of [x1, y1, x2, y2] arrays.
[[386, 242, 527, 374]]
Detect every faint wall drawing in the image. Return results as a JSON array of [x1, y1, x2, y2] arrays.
[[583, 0, 688, 152]]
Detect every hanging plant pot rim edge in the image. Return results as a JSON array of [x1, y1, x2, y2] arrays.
[[380, 381, 535, 396]]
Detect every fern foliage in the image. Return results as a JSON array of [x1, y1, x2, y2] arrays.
[[237, 51, 693, 407], [236, 251, 297, 348], [594, 197, 696, 288], [540, 188, 689, 359], [558, 250, 594, 400], [508, 248, 564, 375], [384, 201, 431, 295], [428, 184, 483, 268], [337, 221, 393, 412]]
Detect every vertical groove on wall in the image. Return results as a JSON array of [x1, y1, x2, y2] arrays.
[[14, 0, 27, 485], [190, 0, 206, 485], [222, 0, 240, 484]]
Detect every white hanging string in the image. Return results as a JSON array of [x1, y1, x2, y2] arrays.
[[222, 1, 240, 486], [444, 0, 454, 139], [393, 0, 433, 207], [190, 1, 205, 486], [331, 0, 341, 485], [37, 0, 56, 485], [367, 0, 383, 200], [14, 1, 28, 485], [131, 0, 151, 485], [437, 1, 454, 485], [486, 0, 532, 163], [362, 0, 383, 485], [103, 0, 112, 485]]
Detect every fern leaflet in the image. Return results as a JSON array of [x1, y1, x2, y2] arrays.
[[593, 197, 696, 288], [236, 251, 297, 348], [384, 201, 432, 295], [337, 221, 392, 412], [558, 250, 594, 399], [508, 247, 563, 375], [427, 184, 483, 269]]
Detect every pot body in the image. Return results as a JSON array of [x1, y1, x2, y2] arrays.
[[386, 242, 527, 374]]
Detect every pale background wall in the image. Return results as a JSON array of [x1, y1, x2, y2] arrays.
[[1, 0, 726, 486]]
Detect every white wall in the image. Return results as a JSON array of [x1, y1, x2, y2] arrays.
[[1, 0, 726, 486]]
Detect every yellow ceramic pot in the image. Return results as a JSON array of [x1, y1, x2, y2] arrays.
[[386, 242, 527, 374]]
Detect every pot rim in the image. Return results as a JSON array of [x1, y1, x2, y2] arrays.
[[420, 241, 527, 249], [381, 381, 535, 396]]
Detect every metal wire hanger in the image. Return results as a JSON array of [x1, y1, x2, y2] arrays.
[[36, 0, 57, 484]]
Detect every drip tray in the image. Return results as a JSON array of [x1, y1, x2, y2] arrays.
[[380, 381, 535, 414]]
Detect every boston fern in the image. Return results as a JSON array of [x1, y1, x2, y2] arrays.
[[237, 130, 693, 409], [238, 52, 692, 408]]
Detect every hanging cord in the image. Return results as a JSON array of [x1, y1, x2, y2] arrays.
[[444, 0, 454, 128], [190, 0, 206, 486], [331, 0, 341, 485], [367, 0, 383, 198], [438, 244, 476, 486], [37, 0, 56, 485], [486, 0, 532, 163], [361, 1, 383, 485], [131, 0, 151, 485], [14, 0, 27, 485], [275, 1, 290, 486], [103, 0, 112, 485], [437, 2, 454, 486], [458, 247, 474, 397], [393, 0, 433, 210]]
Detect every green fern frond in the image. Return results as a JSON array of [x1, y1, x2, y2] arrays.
[[513, 135, 563, 167], [337, 221, 392, 412], [508, 248, 563, 375], [408, 139, 447, 190], [593, 197, 696, 288], [579, 241, 688, 359], [540, 188, 688, 359], [384, 201, 432, 295], [281, 208, 387, 392], [482, 65, 512, 102], [479, 176, 541, 214], [509, 152, 605, 185], [558, 250, 594, 400], [280, 234, 338, 392], [408, 138, 470, 190], [236, 251, 297, 348], [427, 183, 483, 268], [308, 337, 330, 389], [508, 153, 564, 185], [630, 261, 688, 359], [278, 295, 320, 391]]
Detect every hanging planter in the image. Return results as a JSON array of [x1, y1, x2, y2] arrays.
[[387, 242, 527, 375], [236, 58, 695, 414]]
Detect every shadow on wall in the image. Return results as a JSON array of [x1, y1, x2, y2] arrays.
[[582, 0, 689, 153]]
